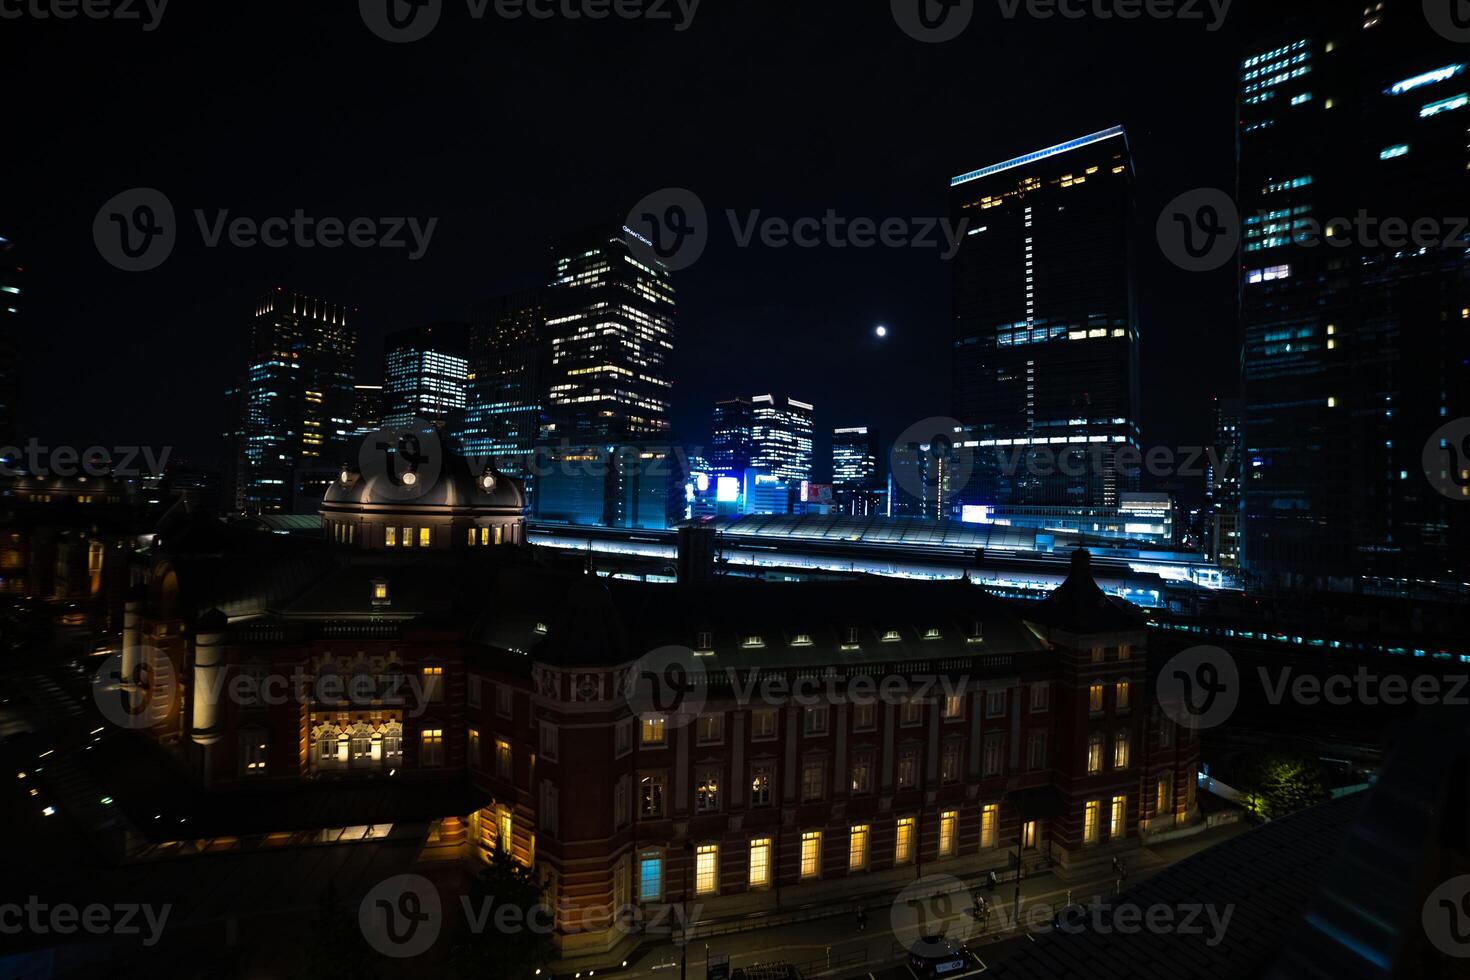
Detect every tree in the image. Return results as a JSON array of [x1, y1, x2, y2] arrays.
[[449, 849, 552, 980], [1236, 751, 1331, 820]]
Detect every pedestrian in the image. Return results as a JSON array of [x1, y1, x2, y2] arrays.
[[856, 908, 868, 932]]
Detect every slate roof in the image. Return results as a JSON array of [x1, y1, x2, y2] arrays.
[[1023, 548, 1146, 635]]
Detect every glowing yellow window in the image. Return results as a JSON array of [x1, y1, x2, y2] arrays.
[[418, 527, 431, 547], [695, 844, 719, 895], [939, 810, 958, 857], [749, 838, 771, 886], [385, 526, 398, 547], [895, 817, 915, 863], [848, 824, 869, 871], [373, 582, 389, 600], [980, 804, 998, 848], [800, 831, 822, 879]]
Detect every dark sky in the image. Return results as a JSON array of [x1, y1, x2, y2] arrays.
[[6, 1, 1246, 478]]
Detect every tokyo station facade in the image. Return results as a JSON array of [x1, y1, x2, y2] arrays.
[[115, 452, 1201, 966]]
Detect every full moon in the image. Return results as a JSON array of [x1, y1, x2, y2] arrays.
[[875, 325, 888, 338]]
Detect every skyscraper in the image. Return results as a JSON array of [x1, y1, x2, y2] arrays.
[[542, 224, 675, 442], [709, 397, 754, 474], [751, 394, 815, 482], [232, 289, 357, 514], [950, 126, 1141, 509], [0, 235, 19, 447], [459, 290, 547, 469], [381, 323, 468, 429], [832, 426, 880, 514], [1238, 4, 1469, 589], [1208, 396, 1243, 570]]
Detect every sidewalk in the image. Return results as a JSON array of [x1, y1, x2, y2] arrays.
[[614, 821, 1252, 980]]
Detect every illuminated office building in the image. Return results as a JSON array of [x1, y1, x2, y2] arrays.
[[1238, 4, 1469, 589], [0, 234, 19, 446], [710, 397, 754, 474], [950, 126, 1141, 509], [351, 384, 383, 436], [231, 289, 358, 515], [833, 426, 883, 516], [751, 394, 815, 482], [1207, 397, 1243, 570], [459, 290, 548, 470], [381, 323, 468, 429], [543, 225, 675, 442]]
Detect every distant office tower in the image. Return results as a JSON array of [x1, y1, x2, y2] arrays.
[[352, 384, 384, 435], [0, 235, 19, 446], [543, 225, 675, 442], [532, 444, 680, 530], [1238, 5, 1469, 589], [709, 397, 754, 473], [459, 290, 547, 469], [950, 126, 1141, 509], [1208, 396, 1243, 569], [751, 394, 815, 482], [832, 426, 879, 488], [232, 289, 358, 514], [381, 323, 468, 429]]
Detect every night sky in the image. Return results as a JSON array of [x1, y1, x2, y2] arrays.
[[7, 1, 1246, 479]]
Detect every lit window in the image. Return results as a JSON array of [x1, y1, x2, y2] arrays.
[[923, 627, 941, 640], [849, 825, 870, 871], [373, 582, 389, 601], [422, 666, 444, 703], [942, 694, 964, 720], [639, 773, 665, 818], [420, 728, 443, 767], [1021, 820, 1037, 849], [749, 838, 771, 887], [800, 831, 822, 879], [1111, 795, 1127, 839], [895, 817, 916, 863], [741, 634, 764, 648], [1116, 681, 1130, 711], [881, 629, 901, 642], [897, 750, 919, 789], [695, 844, 719, 896], [791, 633, 813, 647], [696, 769, 721, 813], [385, 526, 398, 547], [939, 810, 958, 857], [1084, 800, 1100, 844], [980, 804, 998, 848], [1087, 733, 1102, 774], [1089, 683, 1105, 713], [639, 851, 664, 901], [496, 739, 511, 778], [750, 765, 773, 807], [418, 527, 431, 547], [401, 527, 413, 547], [641, 716, 666, 747], [1114, 731, 1131, 769]]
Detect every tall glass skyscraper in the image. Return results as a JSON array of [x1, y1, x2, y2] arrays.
[[381, 322, 468, 429], [710, 396, 754, 474], [459, 290, 547, 470], [950, 126, 1142, 509], [751, 394, 815, 482], [231, 289, 357, 514], [1238, 3, 1469, 590], [832, 426, 878, 489], [543, 225, 675, 442]]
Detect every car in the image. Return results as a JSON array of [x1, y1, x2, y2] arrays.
[[908, 936, 972, 978]]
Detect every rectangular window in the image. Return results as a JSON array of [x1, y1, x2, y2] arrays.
[[1022, 820, 1037, 850], [696, 768, 721, 813], [850, 756, 872, 795], [749, 838, 771, 887], [467, 675, 482, 708], [939, 810, 958, 857], [752, 709, 777, 740], [1089, 682, 1104, 714], [1118, 644, 1132, 661], [1091, 646, 1105, 664], [641, 716, 667, 747], [640, 773, 665, 818], [539, 722, 558, 761], [1027, 732, 1047, 771], [1114, 731, 1131, 769], [243, 735, 267, 774], [1156, 775, 1173, 815], [983, 735, 1004, 777], [468, 728, 480, 767], [985, 690, 1006, 718], [853, 702, 876, 731], [401, 527, 413, 547], [1160, 717, 1175, 749], [1087, 734, 1102, 774], [420, 728, 443, 767], [697, 713, 724, 745], [900, 698, 923, 727], [418, 527, 431, 547], [801, 760, 826, 801], [897, 749, 919, 789], [942, 694, 964, 720], [895, 816, 916, 863], [496, 684, 513, 718], [1084, 800, 1100, 844], [639, 851, 664, 902], [1030, 682, 1049, 712], [385, 526, 398, 547], [695, 844, 719, 896], [1116, 680, 1130, 711], [422, 666, 444, 703], [1111, 795, 1127, 839], [615, 718, 633, 757], [750, 764, 774, 807], [496, 739, 512, 779], [695, 630, 713, 651], [800, 831, 822, 879], [849, 825, 870, 871], [940, 742, 962, 783], [980, 804, 998, 848], [804, 705, 829, 736]]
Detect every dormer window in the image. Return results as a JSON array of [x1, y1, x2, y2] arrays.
[[695, 631, 713, 651], [791, 633, 813, 647], [741, 635, 765, 649], [923, 627, 942, 640], [534, 622, 549, 635], [371, 579, 390, 606], [967, 621, 984, 644], [841, 627, 860, 650], [881, 629, 901, 643]]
